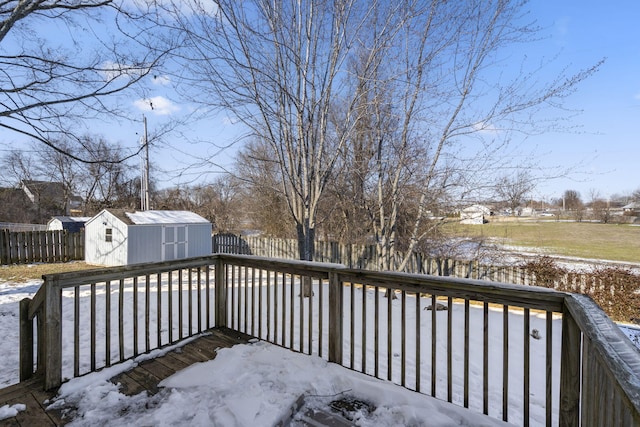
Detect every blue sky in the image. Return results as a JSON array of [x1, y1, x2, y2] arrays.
[[518, 1, 640, 200], [2, 1, 639, 201]]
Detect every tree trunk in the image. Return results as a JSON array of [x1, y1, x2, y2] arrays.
[[297, 221, 315, 297]]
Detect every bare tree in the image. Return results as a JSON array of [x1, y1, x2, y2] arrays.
[[0, 1, 169, 162], [164, 0, 371, 271], [495, 171, 536, 216], [163, 0, 600, 279], [342, 1, 600, 272]]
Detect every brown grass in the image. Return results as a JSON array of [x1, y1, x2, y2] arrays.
[[444, 219, 640, 263], [0, 262, 95, 283]]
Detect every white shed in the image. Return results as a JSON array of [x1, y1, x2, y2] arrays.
[[460, 204, 491, 225], [85, 209, 212, 266], [47, 216, 91, 233]]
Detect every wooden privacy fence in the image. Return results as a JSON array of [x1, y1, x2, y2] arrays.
[[20, 254, 640, 426], [217, 234, 627, 288], [0, 229, 84, 264]]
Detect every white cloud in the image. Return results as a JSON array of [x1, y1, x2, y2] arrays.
[[472, 121, 500, 135], [133, 96, 180, 115]]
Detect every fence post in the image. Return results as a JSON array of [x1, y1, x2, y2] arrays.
[[328, 271, 343, 364], [19, 298, 33, 381], [215, 256, 227, 328], [559, 301, 581, 427], [43, 276, 63, 389]]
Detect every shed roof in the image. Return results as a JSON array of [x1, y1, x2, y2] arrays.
[[49, 216, 92, 224], [96, 209, 210, 225]]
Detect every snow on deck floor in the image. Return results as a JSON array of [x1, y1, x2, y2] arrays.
[[46, 340, 509, 427]]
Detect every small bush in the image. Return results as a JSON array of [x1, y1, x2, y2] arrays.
[[523, 256, 640, 323]]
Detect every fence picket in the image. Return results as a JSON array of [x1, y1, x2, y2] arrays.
[[0, 230, 84, 264]]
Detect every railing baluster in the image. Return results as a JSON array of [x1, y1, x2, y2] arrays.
[[431, 293, 436, 397], [447, 296, 452, 402], [546, 310, 553, 427], [387, 287, 393, 382], [289, 273, 294, 349], [503, 304, 509, 422], [281, 271, 286, 347], [188, 269, 193, 336], [168, 272, 173, 343], [416, 292, 421, 393], [350, 283, 355, 369], [299, 275, 304, 352], [197, 267, 202, 333], [362, 284, 367, 374], [524, 307, 530, 427], [252, 267, 256, 337], [464, 298, 470, 408], [119, 279, 124, 362], [145, 274, 150, 351], [178, 270, 183, 340], [231, 265, 236, 330], [91, 282, 96, 371], [308, 277, 313, 355], [374, 285, 379, 379], [244, 266, 248, 334], [259, 269, 263, 339], [157, 272, 162, 346], [105, 280, 111, 367], [206, 266, 211, 329], [74, 285, 80, 377], [133, 277, 138, 356], [483, 301, 489, 415], [401, 290, 406, 387], [273, 271, 278, 344], [318, 277, 323, 358]]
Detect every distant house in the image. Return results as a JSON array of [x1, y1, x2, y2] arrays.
[[47, 216, 91, 233], [460, 204, 491, 225], [85, 209, 212, 266], [21, 180, 76, 214], [622, 202, 640, 216]]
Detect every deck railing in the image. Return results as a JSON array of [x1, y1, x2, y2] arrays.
[[19, 254, 640, 426]]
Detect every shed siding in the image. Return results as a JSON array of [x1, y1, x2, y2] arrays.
[[187, 223, 213, 256], [85, 211, 129, 266], [47, 219, 63, 231], [127, 225, 163, 264]]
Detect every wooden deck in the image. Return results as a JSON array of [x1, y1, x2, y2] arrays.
[[0, 327, 252, 426]]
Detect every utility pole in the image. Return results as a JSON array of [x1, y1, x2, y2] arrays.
[[141, 115, 150, 211]]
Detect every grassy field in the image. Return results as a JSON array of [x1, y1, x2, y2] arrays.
[[0, 261, 97, 283], [445, 219, 640, 264]]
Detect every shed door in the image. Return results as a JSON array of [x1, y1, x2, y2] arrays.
[[163, 226, 188, 261]]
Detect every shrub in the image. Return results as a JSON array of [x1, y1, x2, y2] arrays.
[[523, 256, 640, 323]]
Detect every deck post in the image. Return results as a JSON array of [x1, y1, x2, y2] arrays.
[[19, 298, 33, 381], [328, 271, 343, 364], [215, 257, 227, 328], [43, 276, 63, 390], [559, 301, 581, 427]]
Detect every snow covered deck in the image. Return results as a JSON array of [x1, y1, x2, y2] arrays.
[[11, 254, 640, 426]]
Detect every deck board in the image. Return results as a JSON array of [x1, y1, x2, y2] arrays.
[[0, 327, 253, 425]]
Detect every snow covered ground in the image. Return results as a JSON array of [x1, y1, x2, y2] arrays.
[[1, 270, 638, 426]]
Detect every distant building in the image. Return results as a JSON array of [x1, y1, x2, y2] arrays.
[[460, 205, 491, 225], [85, 209, 212, 266], [47, 216, 91, 233], [21, 180, 81, 216], [622, 202, 640, 216]]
